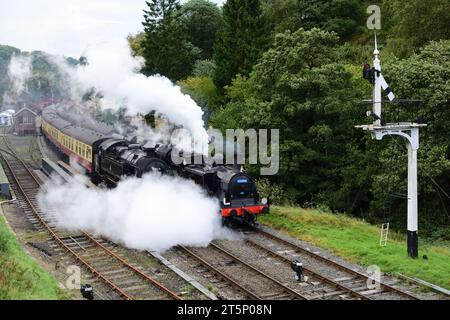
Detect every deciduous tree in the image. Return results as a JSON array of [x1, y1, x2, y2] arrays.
[[178, 0, 222, 59]]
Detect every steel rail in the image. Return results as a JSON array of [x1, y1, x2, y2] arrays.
[[253, 227, 421, 300], [209, 242, 309, 300], [178, 245, 262, 300], [0, 147, 134, 300], [1, 137, 181, 300], [245, 239, 371, 300], [84, 234, 181, 300], [32, 136, 183, 300]]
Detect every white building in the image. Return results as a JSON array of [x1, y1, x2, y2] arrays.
[[0, 109, 14, 126]]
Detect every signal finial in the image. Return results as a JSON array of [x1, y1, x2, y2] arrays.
[[374, 33, 379, 55]]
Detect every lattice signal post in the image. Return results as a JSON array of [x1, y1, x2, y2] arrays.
[[356, 37, 426, 258]]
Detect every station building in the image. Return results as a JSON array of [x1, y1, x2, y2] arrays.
[[13, 107, 38, 135]]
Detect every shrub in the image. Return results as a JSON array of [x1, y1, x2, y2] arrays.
[[255, 178, 295, 206]]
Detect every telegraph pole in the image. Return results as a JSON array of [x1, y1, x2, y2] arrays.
[[357, 36, 426, 258]]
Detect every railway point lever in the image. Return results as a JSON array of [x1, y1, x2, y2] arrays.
[[291, 260, 305, 282], [80, 284, 94, 300]]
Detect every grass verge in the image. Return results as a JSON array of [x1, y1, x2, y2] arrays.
[[0, 213, 68, 299], [259, 206, 450, 290]]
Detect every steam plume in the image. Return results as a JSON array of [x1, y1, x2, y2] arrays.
[[58, 39, 209, 153], [7, 54, 32, 96], [38, 173, 233, 252]]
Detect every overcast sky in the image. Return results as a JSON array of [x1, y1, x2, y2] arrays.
[[0, 0, 226, 57]]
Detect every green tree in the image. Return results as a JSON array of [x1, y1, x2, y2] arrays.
[[261, 0, 365, 39], [374, 40, 450, 232], [261, 0, 301, 34], [297, 0, 364, 39], [178, 0, 223, 59], [127, 32, 146, 57], [142, 0, 200, 80], [385, 0, 450, 57], [178, 76, 221, 122], [323, 41, 450, 234], [213, 0, 269, 90], [213, 28, 361, 204], [192, 59, 216, 77]]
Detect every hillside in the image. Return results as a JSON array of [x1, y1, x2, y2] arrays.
[[0, 44, 78, 108], [0, 210, 67, 299]]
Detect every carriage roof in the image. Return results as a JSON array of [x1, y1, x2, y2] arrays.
[[42, 105, 112, 146]]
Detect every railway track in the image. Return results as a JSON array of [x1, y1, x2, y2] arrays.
[[177, 243, 308, 300], [172, 231, 420, 300], [0, 136, 182, 300], [247, 227, 422, 300], [4, 134, 439, 301], [241, 239, 372, 300], [35, 134, 218, 300]]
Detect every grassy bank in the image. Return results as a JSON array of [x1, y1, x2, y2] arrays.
[[0, 213, 67, 299], [259, 206, 450, 290]]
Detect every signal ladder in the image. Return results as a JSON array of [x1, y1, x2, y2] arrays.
[[380, 223, 389, 247]]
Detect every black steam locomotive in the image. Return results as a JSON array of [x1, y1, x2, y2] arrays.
[[41, 104, 269, 224]]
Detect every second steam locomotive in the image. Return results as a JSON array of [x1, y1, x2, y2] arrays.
[[41, 104, 269, 224]]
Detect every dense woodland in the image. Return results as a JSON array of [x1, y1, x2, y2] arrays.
[[0, 0, 449, 238], [134, 0, 450, 238]]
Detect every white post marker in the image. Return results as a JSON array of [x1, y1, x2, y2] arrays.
[[373, 35, 382, 125], [356, 36, 426, 258]]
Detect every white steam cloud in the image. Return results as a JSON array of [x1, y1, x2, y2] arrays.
[[58, 39, 209, 153], [7, 54, 32, 95], [38, 173, 234, 253]]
